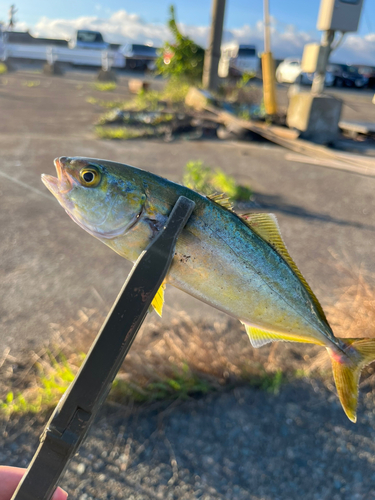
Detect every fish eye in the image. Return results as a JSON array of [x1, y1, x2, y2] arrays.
[[80, 168, 100, 187]]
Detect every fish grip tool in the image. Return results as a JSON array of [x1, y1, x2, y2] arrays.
[[10, 195, 196, 500]]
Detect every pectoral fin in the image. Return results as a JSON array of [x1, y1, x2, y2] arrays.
[[150, 282, 166, 317]]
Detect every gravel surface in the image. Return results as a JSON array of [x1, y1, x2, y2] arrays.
[[2, 381, 375, 499]]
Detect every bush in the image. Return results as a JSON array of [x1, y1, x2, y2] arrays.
[[156, 5, 205, 83], [183, 160, 252, 202]]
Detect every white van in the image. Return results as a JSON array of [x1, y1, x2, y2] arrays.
[[218, 42, 259, 78]]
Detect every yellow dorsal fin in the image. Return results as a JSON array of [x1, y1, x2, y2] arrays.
[[207, 193, 234, 211], [240, 213, 328, 323], [150, 282, 166, 317]]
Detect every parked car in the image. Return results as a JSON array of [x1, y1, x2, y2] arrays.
[[353, 65, 375, 89], [68, 30, 109, 50], [218, 42, 259, 78], [327, 64, 368, 88], [120, 43, 159, 70], [276, 58, 334, 86]]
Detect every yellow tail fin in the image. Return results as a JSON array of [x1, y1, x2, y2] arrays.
[[330, 338, 375, 423]]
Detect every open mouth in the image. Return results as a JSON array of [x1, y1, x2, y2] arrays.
[[41, 157, 73, 197]]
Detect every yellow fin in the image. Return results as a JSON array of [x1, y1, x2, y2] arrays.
[[242, 323, 281, 348], [241, 213, 328, 323], [207, 193, 234, 211], [241, 322, 320, 348], [151, 282, 166, 317], [330, 337, 375, 422]]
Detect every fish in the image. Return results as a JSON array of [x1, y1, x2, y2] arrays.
[[42, 156, 375, 422]]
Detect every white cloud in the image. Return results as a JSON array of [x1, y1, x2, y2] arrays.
[[21, 9, 375, 65]]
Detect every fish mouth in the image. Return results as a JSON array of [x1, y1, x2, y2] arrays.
[[41, 157, 73, 198]]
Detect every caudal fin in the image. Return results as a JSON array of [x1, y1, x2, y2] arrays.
[[329, 338, 375, 422]]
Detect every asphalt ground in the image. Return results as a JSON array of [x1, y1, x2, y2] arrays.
[[3, 381, 375, 500], [0, 70, 374, 355], [1, 69, 375, 499]]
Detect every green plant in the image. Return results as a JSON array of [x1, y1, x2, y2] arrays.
[[0, 351, 83, 416], [156, 5, 205, 83], [22, 80, 40, 87], [95, 126, 156, 140], [87, 97, 128, 109], [92, 82, 117, 92], [161, 78, 191, 103], [111, 363, 211, 403], [260, 369, 283, 394], [236, 71, 255, 89], [183, 160, 252, 202]]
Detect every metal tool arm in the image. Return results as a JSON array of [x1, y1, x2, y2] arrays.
[[10, 195, 195, 500]]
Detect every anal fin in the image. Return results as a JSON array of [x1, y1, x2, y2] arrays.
[[241, 322, 318, 348], [241, 322, 281, 348]]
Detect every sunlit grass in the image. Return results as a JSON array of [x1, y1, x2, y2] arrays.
[[92, 82, 117, 92], [22, 80, 40, 87], [2, 268, 375, 418], [86, 96, 127, 109], [95, 126, 155, 140]]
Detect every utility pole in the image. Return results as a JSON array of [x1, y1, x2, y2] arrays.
[[263, 0, 270, 53], [310, 29, 334, 95], [8, 4, 17, 31], [202, 0, 226, 91], [261, 0, 277, 115]]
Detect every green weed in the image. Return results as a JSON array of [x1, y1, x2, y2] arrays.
[[92, 82, 117, 92], [0, 351, 83, 416], [259, 369, 283, 394], [183, 160, 252, 202], [111, 364, 211, 403], [22, 80, 40, 87], [87, 96, 127, 109], [123, 89, 162, 112], [236, 71, 255, 89], [95, 126, 155, 140]]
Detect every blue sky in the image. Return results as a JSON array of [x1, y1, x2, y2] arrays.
[[1, 1, 374, 64]]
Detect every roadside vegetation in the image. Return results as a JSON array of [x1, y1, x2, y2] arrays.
[[91, 82, 117, 92], [155, 5, 204, 84], [183, 160, 252, 202], [1, 266, 374, 418]]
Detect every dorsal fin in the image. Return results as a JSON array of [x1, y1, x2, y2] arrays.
[[240, 213, 328, 323], [207, 193, 234, 211]]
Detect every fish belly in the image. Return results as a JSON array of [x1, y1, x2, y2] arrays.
[[166, 216, 327, 346]]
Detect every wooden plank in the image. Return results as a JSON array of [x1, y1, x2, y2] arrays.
[[185, 87, 375, 173], [285, 153, 375, 178], [339, 121, 375, 135]]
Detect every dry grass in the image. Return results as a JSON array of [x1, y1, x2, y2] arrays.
[[2, 268, 375, 415], [315, 269, 375, 385]]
